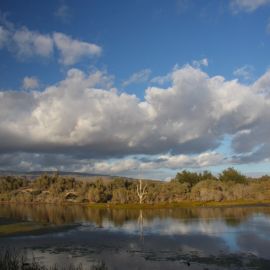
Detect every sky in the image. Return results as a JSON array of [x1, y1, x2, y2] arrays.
[[0, 0, 270, 180]]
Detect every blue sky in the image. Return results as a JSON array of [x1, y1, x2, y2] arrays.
[[1, 0, 270, 179], [1, 0, 269, 91]]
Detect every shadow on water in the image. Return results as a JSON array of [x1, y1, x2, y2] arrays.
[[1, 204, 270, 269]]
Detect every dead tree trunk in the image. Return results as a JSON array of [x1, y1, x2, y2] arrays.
[[136, 179, 147, 204]]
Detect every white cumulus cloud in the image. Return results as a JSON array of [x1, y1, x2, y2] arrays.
[[11, 27, 53, 58], [54, 3, 71, 23], [1, 65, 270, 174], [230, 0, 270, 13], [192, 58, 208, 68], [22, 76, 39, 90], [0, 25, 9, 48], [233, 65, 254, 82], [0, 19, 101, 65], [53, 32, 102, 65], [122, 69, 151, 87]]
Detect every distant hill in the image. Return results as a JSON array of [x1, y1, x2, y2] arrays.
[[0, 170, 160, 183], [0, 170, 112, 181]]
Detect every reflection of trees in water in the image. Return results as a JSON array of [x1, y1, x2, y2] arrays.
[[1, 204, 270, 228], [138, 210, 144, 241], [107, 209, 138, 227]]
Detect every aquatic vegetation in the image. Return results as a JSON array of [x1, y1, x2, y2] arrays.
[[0, 250, 107, 270], [0, 222, 44, 236]]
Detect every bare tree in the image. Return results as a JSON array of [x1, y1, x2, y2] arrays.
[[136, 179, 147, 204]]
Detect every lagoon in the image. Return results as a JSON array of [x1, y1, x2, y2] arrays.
[[1, 204, 270, 269]]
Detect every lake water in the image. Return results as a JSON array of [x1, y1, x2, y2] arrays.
[[1, 204, 270, 269]]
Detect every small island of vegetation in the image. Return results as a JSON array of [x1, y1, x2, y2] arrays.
[[1, 168, 270, 207]]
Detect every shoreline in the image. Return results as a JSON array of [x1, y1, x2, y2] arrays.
[[1, 200, 270, 209], [87, 200, 270, 209]]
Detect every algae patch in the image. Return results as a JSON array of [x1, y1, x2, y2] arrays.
[[0, 221, 46, 236]]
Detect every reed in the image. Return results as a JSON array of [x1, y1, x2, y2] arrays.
[[0, 249, 107, 270]]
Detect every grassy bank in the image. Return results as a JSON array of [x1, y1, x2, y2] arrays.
[[1, 199, 270, 210], [87, 199, 270, 209]]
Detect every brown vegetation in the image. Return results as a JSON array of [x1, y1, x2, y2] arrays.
[[0, 168, 270, 204]]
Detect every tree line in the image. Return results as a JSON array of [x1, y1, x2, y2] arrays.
[[0, 168, 270, 204]]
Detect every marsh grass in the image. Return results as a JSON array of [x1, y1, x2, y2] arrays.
[[0, 249, 107, 270]]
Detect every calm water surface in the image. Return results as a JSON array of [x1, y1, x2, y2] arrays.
[[1, 204, 270, 269]]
